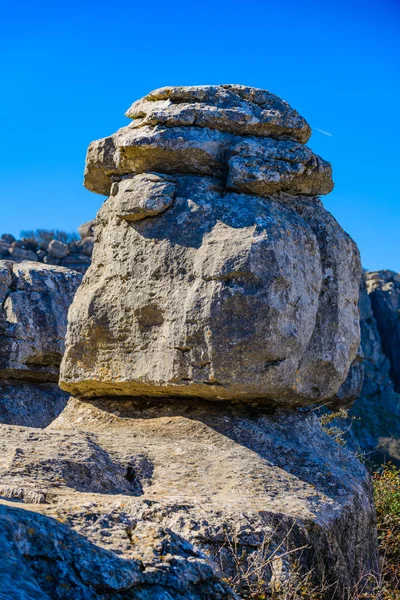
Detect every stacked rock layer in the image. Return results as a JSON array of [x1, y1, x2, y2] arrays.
[[60, 85, 361, 406], [0, 86, 376, 598]]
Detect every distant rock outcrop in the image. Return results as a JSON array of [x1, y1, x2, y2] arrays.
[[349, 271, 400, 465], [0, 261, 81, 427], [0, 221, 95, 274]]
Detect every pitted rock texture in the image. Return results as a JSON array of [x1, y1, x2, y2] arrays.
[[84, 85, 332, 198], [126, 84, 311, 142], [0, 398, 378, 597], [61, 173, 360, 405], [0, 503, 235, 600], [0, 261, 80, 428], [85, 125, 333, 198], [348, 271, 400, 465], [62, 85, 360, 405], [0, 261, 81, 381]]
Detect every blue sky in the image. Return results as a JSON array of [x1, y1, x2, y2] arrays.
[[1, 0, 399, 271]]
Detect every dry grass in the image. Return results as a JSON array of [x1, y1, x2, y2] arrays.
[[217, 463, 400, 599]]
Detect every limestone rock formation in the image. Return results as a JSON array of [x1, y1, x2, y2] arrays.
[[349, 271, 400, 465], [366, 271, 400, 393], [0, 261, 81, 427], [0, 399, 377, 597], [1, 85, 377, 597], [61, 85, 361, 406]]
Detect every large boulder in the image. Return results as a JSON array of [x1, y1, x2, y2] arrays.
[[0, 261, 81, 381], [0, 261, 81, 427], [0, 398, 378, 597], [0, 501, 235, 599], [60, 85, 361, 406]]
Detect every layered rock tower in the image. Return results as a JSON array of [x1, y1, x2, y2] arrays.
[[60, 85, 361, 406], [0, 86, 376, 597]]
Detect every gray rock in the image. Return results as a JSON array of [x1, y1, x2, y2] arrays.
[[51, 85, 375, 596], [1, 233, 15, 245], [0, 261, 81, 382], [76, 237, 95, 257], [110, 173, 176, 221], [60, 174, 360, 405], [0, 381, 68, 427], [0, 502, 235, 599], [59, 254, 92, 274], [78, 219, 96, 239], [48, 239, 69, 259], [227, 137, 333, 197], [349, 273, 400, 465], [43, 254, 60, 265], [126, 84, 311, 143], [84, 126, 332, 197], [9, 246, 38, 262], [365, 270, 400, 392], [0, 397, 377, 596]]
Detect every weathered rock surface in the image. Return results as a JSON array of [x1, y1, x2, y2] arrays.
[[65, 85, 360, 405], [0, 261, 81, 427], [84, 124, 333, 198], [0, 502, 235, 600], [0, 261, 81, 381], [61, 174, 360, 405], [1, 85, 376, 598], [348, 272, 400, 465], [0, 398, 377, 597], [126, 84, 312, 142]]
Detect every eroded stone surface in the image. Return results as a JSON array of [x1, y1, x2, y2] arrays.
[[0, 397, 377, 597], [61, 174, 360, 405], [126, 84, 311, 143], [0, 261, 81, 382], [348, 273, 400, 465], [0, 502, 235, 600], [84, 126, 332, 198]]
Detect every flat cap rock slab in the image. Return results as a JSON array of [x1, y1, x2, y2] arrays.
[[84, 124, 332, 197], [60, 174, 360, 406], [125, 84, 311, 143], [0, 397, 377, 597], [0, 261, 81, 381]]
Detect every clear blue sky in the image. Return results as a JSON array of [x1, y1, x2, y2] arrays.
[[1, 0, 399, 271]]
